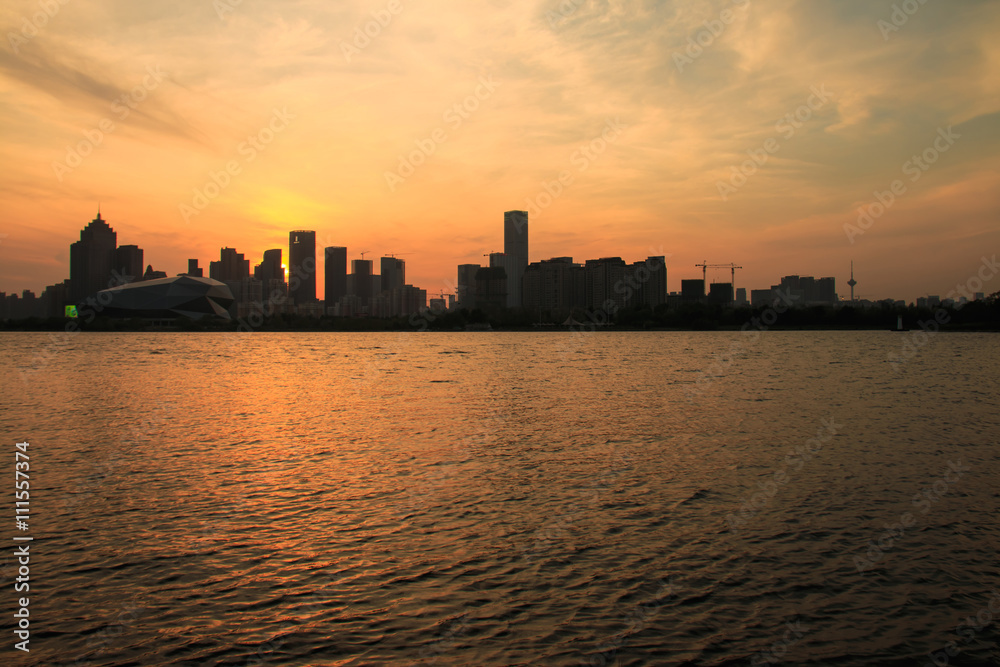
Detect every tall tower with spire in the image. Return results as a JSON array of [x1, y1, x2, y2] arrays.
[[847, 262, 858, 302], [69, 210, 118, 303]]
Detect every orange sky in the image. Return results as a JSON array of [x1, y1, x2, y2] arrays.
[[2, 0, 999, 302]]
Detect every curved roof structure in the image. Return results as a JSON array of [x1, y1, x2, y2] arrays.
[[96, 276, 234, 320]]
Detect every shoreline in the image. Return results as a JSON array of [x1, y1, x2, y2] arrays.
[[2, 322, 998, 333]]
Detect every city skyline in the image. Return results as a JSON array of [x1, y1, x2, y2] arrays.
[[1, 207, 992, 308], [1, 2, 998, 304], [3, 4, 1000, 664]]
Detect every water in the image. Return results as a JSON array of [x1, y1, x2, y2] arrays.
[[3, 331, 999, 666]]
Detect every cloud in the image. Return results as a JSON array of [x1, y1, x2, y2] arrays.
[[0, 0, 998, 300]]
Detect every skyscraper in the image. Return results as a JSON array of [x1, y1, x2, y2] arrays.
[[351, 258, 373, 308], [681, 279, 706, 302], [503, 211, 529, 308], [113, 245, 143, 285], [522, 257, 585, 312], [186, 259, 204, 278], [475, 266, 507, 313], [69, 211, 117, 303], [584, 257, 628, 310], [289, 231, 317, 305], [254, 249, 284, 293], [325, 247, 347, 308], [708, 283, 734, 305], [638, 256, 668, 307], [209, 248, 250, 282], [252, 249, 287, 309], [457, 264, 480, 309], [380, 256, 405, 293], [254, 249, 282, 282]]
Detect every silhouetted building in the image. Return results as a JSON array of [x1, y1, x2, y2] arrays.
[[225, 278, 267, 318], [186, 259, 204, 278], [522, 257, 585, 314], [210, 247, 250, 283], [681, 279, 705, 303], [254, 249, 283, 285], [735, 287, 747, 306], [390, 285, 426, 317], [521, 255, 665, 316], [1, 292, 29, 320], [97, 276, 234, 320], [475, 266, 507, 313], [457, 264, 480, 310], [351, 258, 373, 308], [585, 257, 629, 310], [817, 277, 837, 304], [325, 247, 347, 308], [488, 251, 519, 308], [628, 256, 668, 308], [70, 211, 117, 303], [751, 289, 774, 307], [503, 211, 529, 308], [381, 256, 405, 293], [248, 249, 285, 311], [5, 290, 40, 319], [40, 280, 71, 318], [142, 265, 168, 281], [708, 282, 734, 305], [769, 275, 837, 305], [289, 231, 317, 305], [113, 245, 143, 285]]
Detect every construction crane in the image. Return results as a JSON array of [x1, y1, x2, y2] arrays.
[[384, 253, 412, 258], [695, 261, 743, 289], [359, 250, 371, 260]]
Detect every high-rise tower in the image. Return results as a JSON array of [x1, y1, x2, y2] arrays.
[[503, 210, 529, 307], [209, 248, 250, 282], [69, 211, 118, 303], [847, 262, 858, 302], [289, 231, 317, 305], [351, 258, 373, 307], [113, 245, 143, 285], [254, 249, 283, 284], [380, 256, 405, 293], [325, 247, 347, 306]]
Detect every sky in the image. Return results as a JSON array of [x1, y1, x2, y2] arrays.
[[1, 0, 999, 302]]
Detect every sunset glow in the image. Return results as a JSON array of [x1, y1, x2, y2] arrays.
[[2, 0, 999, 301]]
